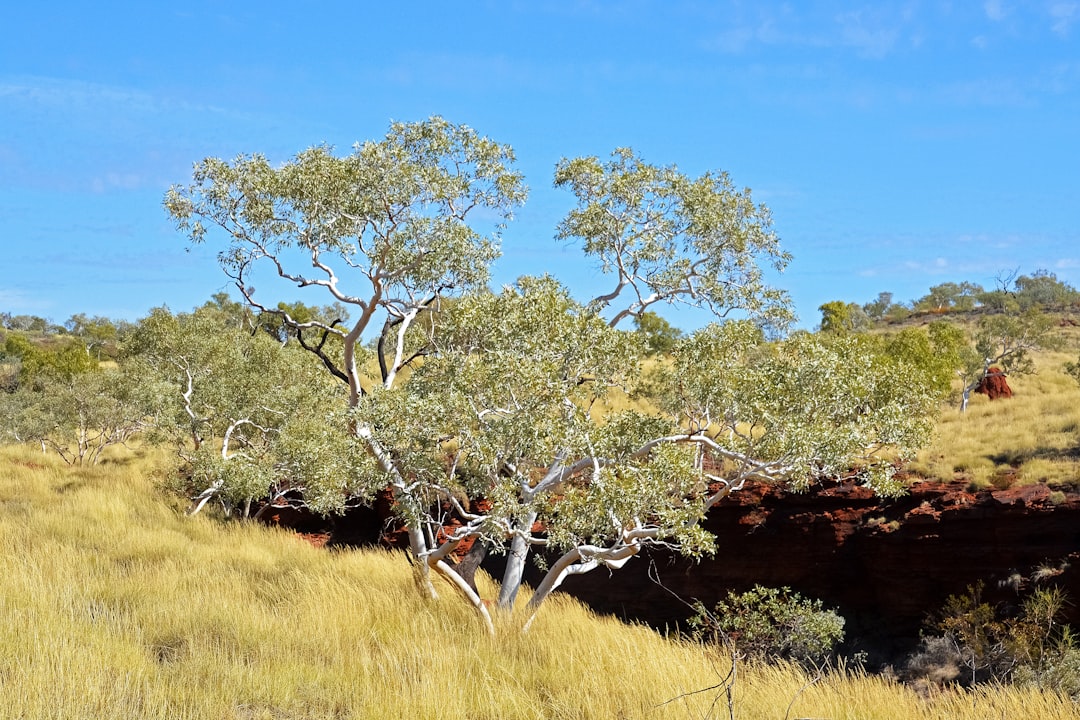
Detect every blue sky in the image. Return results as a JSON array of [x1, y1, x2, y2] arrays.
[[1, 1, 1078, 329]]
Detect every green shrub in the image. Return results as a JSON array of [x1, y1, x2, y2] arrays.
[[690, 585, 845, 666]]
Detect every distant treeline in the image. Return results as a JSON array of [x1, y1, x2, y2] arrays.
[[819, 269, 1078, 332]]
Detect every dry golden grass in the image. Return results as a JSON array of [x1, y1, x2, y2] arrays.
[[911, 330, 1080, 489], [2, 444, 1080, 718]]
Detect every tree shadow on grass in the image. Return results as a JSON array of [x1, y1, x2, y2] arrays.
[[987, 444, 1080, 466]]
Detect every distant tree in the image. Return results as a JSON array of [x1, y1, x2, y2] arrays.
[[0, 367, 152, 464], [64, 314, 120, 360], [1014, 270, 1078, 310], [255, 300, 351, 345], [956, 309, 1060, 412], [975, 268, 1020, 312], [884, 301, 913, 322], [191, 292, 256, 331], [818, 300, 868, 333], [863, 291, 894, 321], [4, 315, 52, 334], [915, 281, 984, 313], [953, 282, 984, 311], [3, 333, 97, 384], [633, 311, 684, 355], [977, 289, 1018, 312], [0, 333, 151, 464]]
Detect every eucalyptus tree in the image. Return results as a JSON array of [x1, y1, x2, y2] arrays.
[[818, 300, 869, 333], [956, 310, 1059, 412], [1014, 270, 1079, 310], [862, 291, 894, 321], [166, 117, 940, 631], [1, 367, 154, 464], [129, 305, 363, 517], [0, 333, 150, 464], [64, 313, 121, 360], [915, 281, 984, 313], [633, 310, 684, 355]]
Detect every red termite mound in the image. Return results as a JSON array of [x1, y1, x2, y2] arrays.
[[975, 366, 1012, 399]]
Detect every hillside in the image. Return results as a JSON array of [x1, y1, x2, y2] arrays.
[[257, 310, 1080, 669], [4, 446, 1080, 718]]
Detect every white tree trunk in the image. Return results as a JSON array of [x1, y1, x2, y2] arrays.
[[521, 544, 640, 632], [432, 559, 494, 636], [498, 510, 538, 609], [408, 525, 438, 599]]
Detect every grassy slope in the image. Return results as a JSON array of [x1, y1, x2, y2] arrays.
[[2, 446, 1080, 718], [906, 318, 1080, 489]]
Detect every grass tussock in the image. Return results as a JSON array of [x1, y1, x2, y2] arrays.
[[2, 445, 1080, 718]]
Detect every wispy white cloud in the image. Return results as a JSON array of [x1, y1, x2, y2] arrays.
[[836, 9, 903, 59], [1049, 1, 1079, 35], [0, 75, 235, 121], [936, 76, 1032, 107], [984, 0, 1009, 21], [90, 173, 145, 194], [0, 289, 49, 313], [0, 75, 279, 194], [699, 4, 827, 54], [698, 3, 931, 60]]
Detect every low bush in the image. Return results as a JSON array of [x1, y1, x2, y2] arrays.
[[690, 584, 845, 666]]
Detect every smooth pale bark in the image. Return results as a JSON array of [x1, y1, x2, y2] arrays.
[[495, 435, 770, 616], [497, 511, 539, 608], [432, 559, 494, 635], [354, 423, 441, 598], [522, 543, 640, 632]]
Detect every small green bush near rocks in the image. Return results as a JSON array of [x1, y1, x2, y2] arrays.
[[690, 585, 845, 666]]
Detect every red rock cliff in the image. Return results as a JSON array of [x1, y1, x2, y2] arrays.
[[265, 476, 1080, 654], [494, 478, 1080, 653]]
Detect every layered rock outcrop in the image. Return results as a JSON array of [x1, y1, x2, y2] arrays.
[[263, 476, 1080, 657], [504, 477, 1080, 656]]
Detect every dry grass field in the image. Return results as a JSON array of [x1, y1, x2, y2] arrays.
[[2, 444, 1080, 718], [909, 320, 1080, 490]]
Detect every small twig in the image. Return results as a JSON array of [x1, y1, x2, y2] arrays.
[[650, 561, 739, 719]]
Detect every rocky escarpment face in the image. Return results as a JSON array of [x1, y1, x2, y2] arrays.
[[260, 475, 1080, 659], [483, 477, 1080, 657]]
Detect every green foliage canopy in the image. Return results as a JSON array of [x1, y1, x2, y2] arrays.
[[163, 118, 943, 630]]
